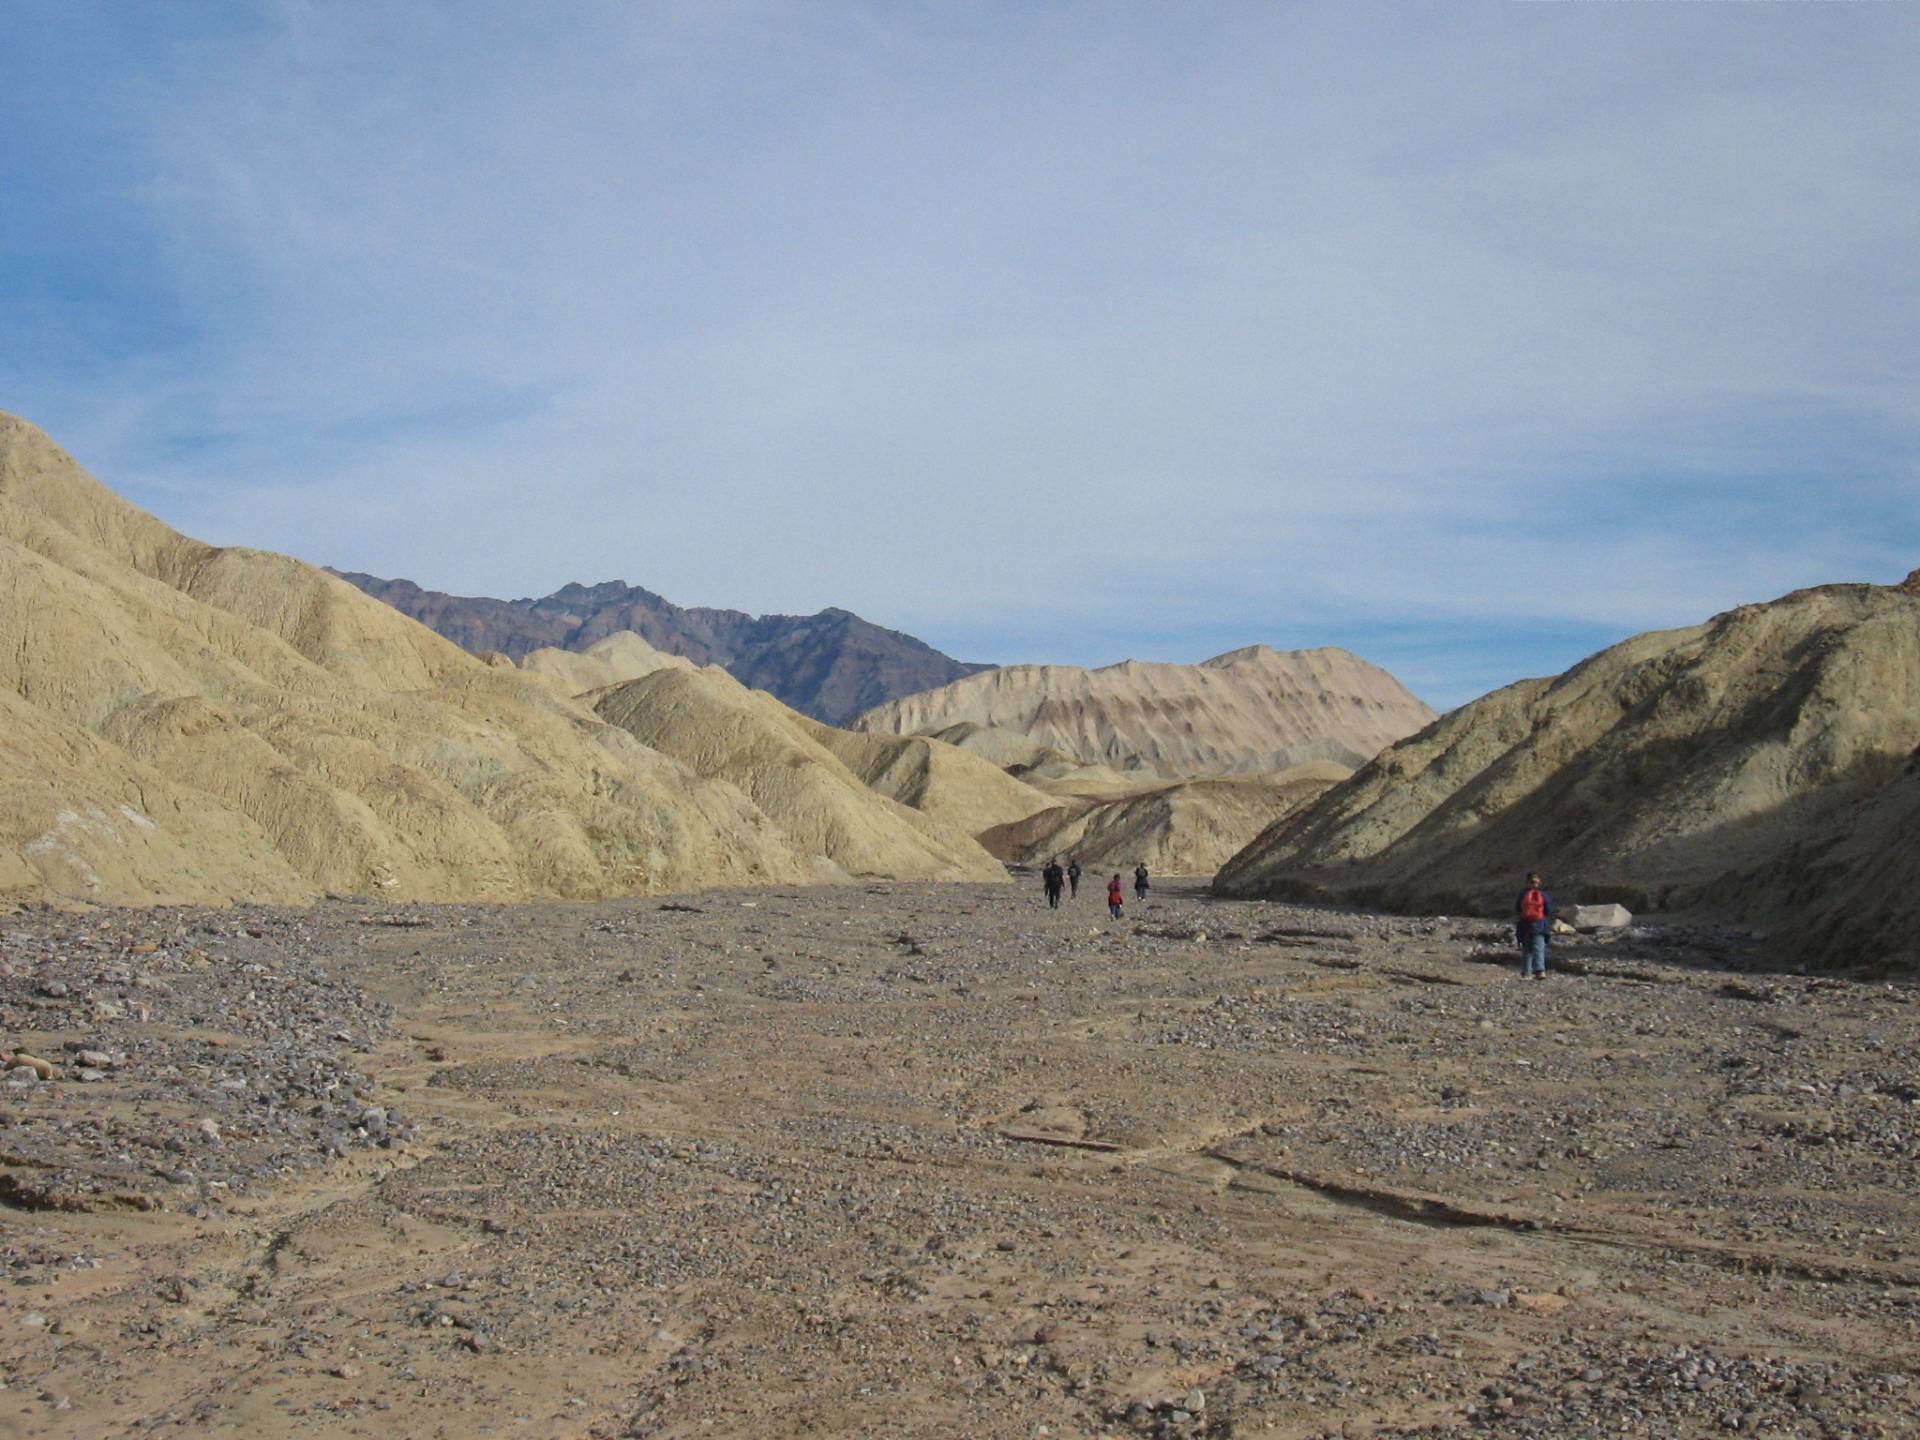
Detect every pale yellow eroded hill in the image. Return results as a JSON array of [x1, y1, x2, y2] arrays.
[[519, 631, 693, 694], [984, 764, 1350, 874], [918, 720, 1155, 801], [0, 413, 1019, 904], [923, 721, 1077, 772], [0, 687, 313, 904], [1215, 575, 1920, 972], [854, 645, 1434, 778], [591, 667, 1010, 883], [795, 718, 1063, 842]]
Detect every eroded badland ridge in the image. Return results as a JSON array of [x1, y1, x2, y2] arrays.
[[0, 414, 1029, 904], [844, 647, 1438, 873], [1215, 572, 1920, 974], [852, 646, 1438, 779]]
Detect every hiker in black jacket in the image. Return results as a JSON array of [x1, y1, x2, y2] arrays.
[[1066, 860, 1082, 898], [1042, 858, 1066, 909]]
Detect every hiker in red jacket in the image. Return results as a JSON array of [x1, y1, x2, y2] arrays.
[[1514, 871, 1555, 978], [1107, 874, 1125, 920]]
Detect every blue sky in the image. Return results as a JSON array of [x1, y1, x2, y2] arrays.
[[4, 2, 1917, 708]]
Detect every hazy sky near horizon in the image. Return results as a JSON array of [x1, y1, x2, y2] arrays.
[[4, 2, 1918, 708]]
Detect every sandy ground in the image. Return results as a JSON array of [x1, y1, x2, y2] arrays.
[[3, 880, 1916, 1439]]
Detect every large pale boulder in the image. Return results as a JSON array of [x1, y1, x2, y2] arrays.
[[1570, 903, 1634, 932]]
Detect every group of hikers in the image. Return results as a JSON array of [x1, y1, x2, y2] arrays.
[[1041, 860, 1564, 978], [1040, 858, 1149, 918]]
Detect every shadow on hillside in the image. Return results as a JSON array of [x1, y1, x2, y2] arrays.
[[1210, 705, 1919, 980]]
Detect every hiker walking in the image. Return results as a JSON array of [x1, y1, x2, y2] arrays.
[[1514, 870, 1554, 978], [1066, 860, 1082, 898], [1133, 863, 1150, 902], [1107, 873, 1125, 920], [1042, 858, 1065, 909]]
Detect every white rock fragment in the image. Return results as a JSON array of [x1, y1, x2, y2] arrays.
[[1570, 902, 1633, 931]]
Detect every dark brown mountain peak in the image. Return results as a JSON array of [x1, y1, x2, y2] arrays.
[[330, 571, 990, 725]]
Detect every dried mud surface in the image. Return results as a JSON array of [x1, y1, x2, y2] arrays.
[[3, 881, 1917, 1439]]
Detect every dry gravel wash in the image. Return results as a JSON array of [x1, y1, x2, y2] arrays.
[[2, 882, 1917, 1440]]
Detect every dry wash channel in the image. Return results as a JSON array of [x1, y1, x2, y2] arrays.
[[3, 881, 1915, 1438]]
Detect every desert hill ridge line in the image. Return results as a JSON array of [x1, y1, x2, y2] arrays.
[[480, 629, 1340, 874], [588, 667, 1012, 883], [487, 635, 1321, 875], [853, 644, 1437, 779], [1215, 571, 1920, 972], [483, 629, 1065, 854], [336, 546, 1445, 876], [517, 631, 695, 694], [981, 764, 1353, 875], [0, 412, 1045, 904], [332, 569, 989, 726]]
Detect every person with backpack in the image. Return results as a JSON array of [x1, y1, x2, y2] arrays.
[[1066, 860, 1082, 898], [1107, 874, 1125, 920], [1041, 858, 1065, 909], [1133, 863, 1150, 902], [1514, 871, 1555, 978]]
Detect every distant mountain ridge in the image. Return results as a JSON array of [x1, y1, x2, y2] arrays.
[[330, 571, 990, 725]]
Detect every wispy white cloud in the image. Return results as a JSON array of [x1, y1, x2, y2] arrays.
[[4, 1, 1917, 706]]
